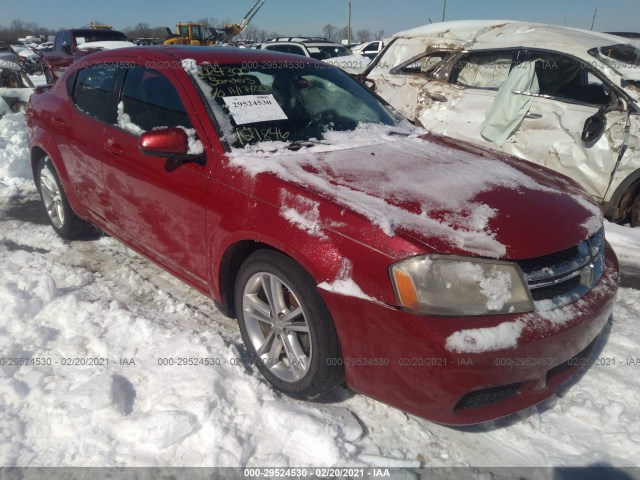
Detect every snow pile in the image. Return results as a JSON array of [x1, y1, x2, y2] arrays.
[[605, 220, 640, 269], [0, 113, 32, 186], [0, 235, 367, 466], [0, 88, 33, 116]]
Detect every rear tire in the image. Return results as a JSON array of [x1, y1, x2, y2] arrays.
[[36, 156, 91, 239], [235, 250, 344, 399]]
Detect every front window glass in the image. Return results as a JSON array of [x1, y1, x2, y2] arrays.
[[401, 52, 450, 75], [186, 61, 398, 148], [72, 64, 118, 122], [191, 26, 203, 41], [117, 66, 192, 133]]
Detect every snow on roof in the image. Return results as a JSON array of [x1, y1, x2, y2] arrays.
[[391, 20, 630, 55], [76, 40, 136, 51]]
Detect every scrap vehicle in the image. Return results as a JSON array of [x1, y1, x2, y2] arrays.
[[164, 0, 268, 46], [0, 43, 34, 116], [362, 20, 640, 226], [26, 46, 618, 425], [10, 44, 43, 75], [41, 25, 135, 83]]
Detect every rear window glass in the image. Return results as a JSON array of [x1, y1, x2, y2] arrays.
[[72, 65, 118, 122]]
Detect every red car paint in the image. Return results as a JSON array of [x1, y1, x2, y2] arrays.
[[26, 46, 619, 424]]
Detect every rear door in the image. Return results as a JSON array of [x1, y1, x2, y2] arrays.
[[416, 49, 518, 142], [59, 62, 118, 221]]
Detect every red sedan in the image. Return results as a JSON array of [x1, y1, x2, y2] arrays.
[[26, 46, 618, 425]]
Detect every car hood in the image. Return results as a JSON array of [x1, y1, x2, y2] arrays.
[[229, 130, 602, 260]]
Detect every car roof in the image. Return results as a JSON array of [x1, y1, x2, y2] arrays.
[[391, 20, 630, 54], [82, 45, 328, 66]]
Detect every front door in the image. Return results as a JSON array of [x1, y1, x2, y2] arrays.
[[101, 65, 210, 286]]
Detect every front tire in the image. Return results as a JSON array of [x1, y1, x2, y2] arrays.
[[36, 157, 91, 239], [235, 250, 344, 399]]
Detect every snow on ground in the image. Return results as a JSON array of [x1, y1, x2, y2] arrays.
[[1, 110, 640, 469]]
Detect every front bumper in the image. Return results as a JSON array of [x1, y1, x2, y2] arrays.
[[320, 245, 619, 425]]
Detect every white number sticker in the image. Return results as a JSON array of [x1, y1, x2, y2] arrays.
[[223, 94, 288, 125]]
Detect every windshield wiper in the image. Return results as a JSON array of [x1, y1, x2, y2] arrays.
[[286, 140, 328, 151]]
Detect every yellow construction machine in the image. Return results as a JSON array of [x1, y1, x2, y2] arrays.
[[164, 0, 268, 46]]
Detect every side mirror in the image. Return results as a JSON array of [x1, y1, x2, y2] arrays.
[[362, 77, 376, 91], [139, 128, 205, 168], [581, 112, 606, 143], [61, 42, 72, 54], [139, 128, 189, 157]]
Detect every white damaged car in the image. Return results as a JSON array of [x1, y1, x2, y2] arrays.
[[363, 20, 640, 226]]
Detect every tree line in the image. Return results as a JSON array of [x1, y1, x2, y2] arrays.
[[1, 18, 384, 45]]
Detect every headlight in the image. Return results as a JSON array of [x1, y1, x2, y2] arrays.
[[389, 255, 534, 316]]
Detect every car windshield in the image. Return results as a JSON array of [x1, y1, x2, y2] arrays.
[[187, 61, 398, 148], [589, 43, 640, 74], [307, 45, 353, 60]]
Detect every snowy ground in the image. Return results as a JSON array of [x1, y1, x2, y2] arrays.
[[1, 108, 640, 470]]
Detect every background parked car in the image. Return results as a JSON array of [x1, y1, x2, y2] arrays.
[[26, 46, 618, 425], [41, 26, 135, 83], [260, 37, 370, 73], [351, 40, 384, 59], [363, 20, 640, 226]]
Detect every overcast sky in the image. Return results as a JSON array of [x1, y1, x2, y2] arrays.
[[1, 0, 638, 36]]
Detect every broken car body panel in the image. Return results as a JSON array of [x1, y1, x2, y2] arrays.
[[365, 20, 640, 222]]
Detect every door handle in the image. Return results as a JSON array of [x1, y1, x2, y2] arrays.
[[525, 112, 542, 119], [104, 139, 125, 156]]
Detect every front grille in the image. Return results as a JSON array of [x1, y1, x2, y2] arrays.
[[529, 275, 582, 301], [515, 228, 605, 308], [455, 382, 523, 410]]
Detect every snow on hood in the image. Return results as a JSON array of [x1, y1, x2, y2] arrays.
[[228, 125, 601, 259], [76, 41, 136, 51]]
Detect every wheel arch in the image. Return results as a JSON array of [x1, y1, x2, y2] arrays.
[[29, 138, 86, 219], [604, 168, 640, 223], [215, 235, 344, 320]]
